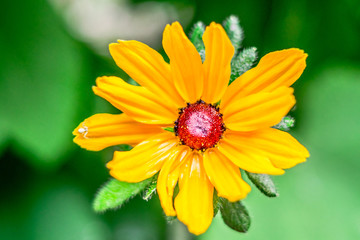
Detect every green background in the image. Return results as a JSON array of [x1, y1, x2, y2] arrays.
[[1, 0, 359, 239]]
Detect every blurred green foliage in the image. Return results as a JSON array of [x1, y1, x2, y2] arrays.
[[1, 0, 359, 239]]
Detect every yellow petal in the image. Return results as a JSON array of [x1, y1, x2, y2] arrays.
[[218, 133, 285, 175], [107, 132, 178, 182], [174, 151, 214, 235], [163, 22, 203, 103], [222, 48, 307, 105], [224, 128, 309, 169], [201, 22, 234, 104], [72, 113, 165, 151], [222, 87, 296, 131], [157, 145, 191, 216], [93, 76, 177, 124], [109, 41, 184, 108], [203, 148, 251, 202]]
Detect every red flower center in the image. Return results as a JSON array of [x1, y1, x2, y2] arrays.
[[175, 101, 225, 151]]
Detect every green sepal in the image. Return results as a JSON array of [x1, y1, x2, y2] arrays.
[[189, 21, 206, 62], [93, 177, 153, 212], [229, 47, 258, 85], [163, 127, 175, 133], [223, 15, 244, 55], [245, 172, 279, 198], [142, 176, 158, 201], [273, 116, 295, 131], [220, 198, 251, 233]]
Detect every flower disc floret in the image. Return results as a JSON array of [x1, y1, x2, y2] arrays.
[[175, 100, 225, 151]]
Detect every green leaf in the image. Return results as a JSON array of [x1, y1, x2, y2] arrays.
[[189, 21, 205, 51], [213, 191, 221, 217], [93, 177, 153, 212], [220, 198, 250, 233], [223, 15, 244, 55], [142, 177, 157, 201], [273, 116, 295, 131], [245, 172, 279, 198], [229, 47, 257, 85], [189, 21, 206, 62]]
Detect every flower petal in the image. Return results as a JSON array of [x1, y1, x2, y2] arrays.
[[222, 48, 307, 105], [201, 22, 234, 104], [163, 22, 204, 103], [73, 113, 165, 151], [109, 40, 184, 108], [224, 128, 309, 169], [203, 148, 251, 202], [221, 87, 296, 131], [218, 133, 285, 175], [174, 151, 214, 235], [93, 76, 178, 124], [107, 132, 178, 182], [157, 145, 191, 216]]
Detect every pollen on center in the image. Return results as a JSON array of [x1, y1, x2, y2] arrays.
[[174, 100, 225, 151]]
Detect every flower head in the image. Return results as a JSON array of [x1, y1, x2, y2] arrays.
[[73, 21, 309, 235]]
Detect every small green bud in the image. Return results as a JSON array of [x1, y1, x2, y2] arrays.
[[220, 198, 251, 233], [223, 15, 244, 55], [93, 177, 153, 212], [229, 47, 257, 85], [246, 172, 279, 198]]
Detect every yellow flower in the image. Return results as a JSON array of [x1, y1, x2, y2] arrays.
[[73, 22, 309, 235]]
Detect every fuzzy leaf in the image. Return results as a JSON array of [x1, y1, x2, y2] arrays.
[[93, 178, 152, 212], [246, 172, 279, 198], [189, 21, 206, 62], [142, 177, 157, 201], [223, 15, 244, 54], [229, 47, 257, 84], [189, 21, 205, 52], [220, 198, 250, 233], [273, 116, 295, 131]]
